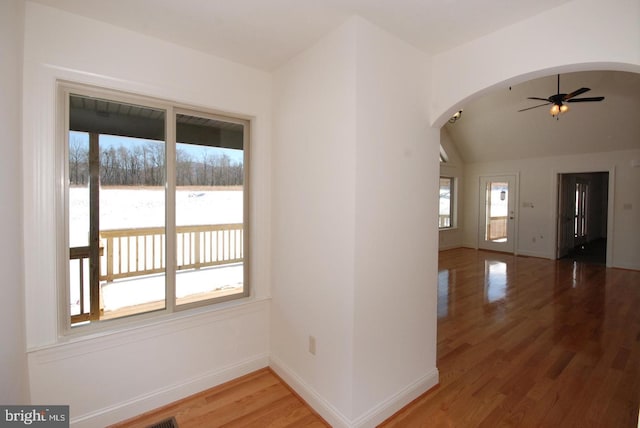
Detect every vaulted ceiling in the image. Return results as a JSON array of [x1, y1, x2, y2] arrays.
[[444, 70, 640, 163]]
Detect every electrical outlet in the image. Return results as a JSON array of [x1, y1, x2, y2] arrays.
[[308, 336, 316, 355]]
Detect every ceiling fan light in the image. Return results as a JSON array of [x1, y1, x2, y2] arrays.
[[449, 110, 463, 123], [560, 104, 569, 113], [550, 104, 560, 116]]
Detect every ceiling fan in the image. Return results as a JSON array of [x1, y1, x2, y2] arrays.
[[518, 74, 604, 117]]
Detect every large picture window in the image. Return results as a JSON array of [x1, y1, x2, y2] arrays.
[[63, 84, 249, 327]]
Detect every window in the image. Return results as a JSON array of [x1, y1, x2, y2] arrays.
[[63, 84, 249, 328], [439, 177, 454, 229]]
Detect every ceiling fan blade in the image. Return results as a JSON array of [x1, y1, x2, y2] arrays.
[[527, 97, 551, 102], [564, 87, 591, 100], [566, 96, 605, 103], [518, 102, 551, 112]]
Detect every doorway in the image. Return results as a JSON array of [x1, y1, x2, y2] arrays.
[[478, 175, 517, 253], [557, 172, 609, 264]]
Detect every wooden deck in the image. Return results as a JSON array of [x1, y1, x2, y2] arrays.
[[112, 248, 640, 427]]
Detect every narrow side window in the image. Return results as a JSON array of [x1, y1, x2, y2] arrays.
[[439, 177, 454, 229]]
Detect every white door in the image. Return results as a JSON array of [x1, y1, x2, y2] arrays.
[[479, 175, 517, 253]]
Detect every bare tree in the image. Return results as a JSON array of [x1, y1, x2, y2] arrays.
[[176, 148, 194, 186], [69, 137, 88, 185], [73, 138, 244, 187]]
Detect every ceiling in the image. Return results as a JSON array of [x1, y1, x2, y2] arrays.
[[444, 70, 640, 163], [31, 0, 572, 71], [30, 1, 640, 163]]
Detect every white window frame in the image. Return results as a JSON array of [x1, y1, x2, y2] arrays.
[[57, 81, 251, 335], [439, 176, 455, 229]]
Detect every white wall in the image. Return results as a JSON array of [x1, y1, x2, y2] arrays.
[[0, 0, 29, 404], [352, 18, 438, 423], [462, 150, 640, 270], [439, 127, 465, 250], [271, 18, 358, 424], [22, 3, 272, 426], [430, 0, 640, 126], [271, 17, 439, 427]]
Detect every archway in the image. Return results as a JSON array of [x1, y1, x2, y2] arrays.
[[435, 66, 640, 266]]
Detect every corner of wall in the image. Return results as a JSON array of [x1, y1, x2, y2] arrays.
[[0, 0, 29, 405]]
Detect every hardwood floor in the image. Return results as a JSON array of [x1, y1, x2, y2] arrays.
[[381, 248, 640, 427], [112, 248, 640, 427], [110, 368, 329, 427]]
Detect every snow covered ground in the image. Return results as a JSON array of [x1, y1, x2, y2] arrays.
[[69, 187, 242, 245], [101, 263, 244, 312], [69, 187, 244, 317]]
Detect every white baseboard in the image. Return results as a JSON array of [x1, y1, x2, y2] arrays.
[[270, 355, 439, 428], [70, 353, 269, 428], [515, 249, 554, 259], [462, 241, 478, 249], [269, 355, 352, 428], [439, 243, 462, 251], [351, 368, 439, 428], [612, 262, 640, 271]]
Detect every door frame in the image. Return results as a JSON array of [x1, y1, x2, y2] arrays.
[[552, 168, 615, 267], [477, 173, 519, 254], [556, 173, 576, 259]]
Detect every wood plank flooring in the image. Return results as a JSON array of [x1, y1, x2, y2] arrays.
[[381, 248, 640, 427], [110, 368, 329, 427], [112, 248, 640, 427]]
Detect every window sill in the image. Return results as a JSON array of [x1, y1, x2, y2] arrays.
[[28, 296, 271, 357]]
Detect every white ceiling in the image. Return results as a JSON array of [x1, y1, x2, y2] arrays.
[[444, 70, 640, 163], [29, 1, 640, 163], [30, 0, 572, 71]]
